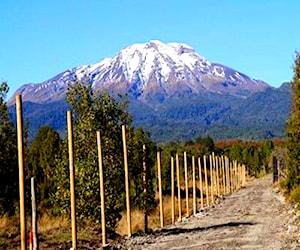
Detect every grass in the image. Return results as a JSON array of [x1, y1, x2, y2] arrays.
[[0, 215, 19, 249], [39, 213, 69, 234], [0, 213, 101, 249], [116, 192, 208, 236], [0, 215, 19, 238]]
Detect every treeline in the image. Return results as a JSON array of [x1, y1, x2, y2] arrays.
[[158, 135, 274, 194], [282, 53, 300, 204], [0, 80, 281, 231]]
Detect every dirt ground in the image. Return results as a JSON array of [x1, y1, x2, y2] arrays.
[[5, 174, 300, 249], [121, 174, 300, 250]]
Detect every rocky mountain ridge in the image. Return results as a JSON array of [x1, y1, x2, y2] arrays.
[[8, 41, 290, 142], [9, 40, 268, 106]]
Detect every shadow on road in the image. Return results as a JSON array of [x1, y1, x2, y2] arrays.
[[137, 221, 256, 237]]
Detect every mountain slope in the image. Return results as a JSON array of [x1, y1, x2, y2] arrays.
[[9, 40, 268, 105], [8, 40, 290, 142]]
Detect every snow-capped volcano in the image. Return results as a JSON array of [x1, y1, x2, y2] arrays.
[[9, 40, 269, 104]]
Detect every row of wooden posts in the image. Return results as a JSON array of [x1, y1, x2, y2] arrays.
[[166, 152, 247, 226], [15, 95, 247, 250]]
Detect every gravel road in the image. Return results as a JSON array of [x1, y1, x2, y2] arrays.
[[122, 174, 300, 250]]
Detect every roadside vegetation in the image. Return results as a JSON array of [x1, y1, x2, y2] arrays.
[[281, 53, 300, 204]]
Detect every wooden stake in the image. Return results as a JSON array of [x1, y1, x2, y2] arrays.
[[192, 156, 196, 215], [242, 164, 246, 187], [241, 164, 244, 187], [122, 125, 131, 237], [184, 152, 189, 217], [212, 152, 216, 196], [234, 161, 238, 191], [198, 158, 204, 209], [157, 152, 164, 228], [96, 131, 106, 246], [204, 155, 209, 206], [221, 156, 226, 195], [176, 154, 182, 221], [216, 156, 220, 197], [237, 162, 240, 190], [143, 145, 148, 234], [244, 165, 247, 185], [31, 177, 38, 250], [209, 154, 214, 204], [226, 157, 230, 193], [67, 111, 77, 249], [232, 161, 235, 192], [16, 95, 26, 250], [229, 161, 233, 192], [171, 156, 175, 224], [238, 164, 241, 189]]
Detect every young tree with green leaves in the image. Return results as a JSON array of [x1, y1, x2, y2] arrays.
[[27, 126, 60, 209], [286, 53, 300, 191], [0, 82, 18, 215], [51, 80, 133, 229]]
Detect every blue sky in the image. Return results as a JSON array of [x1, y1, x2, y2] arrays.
[[1, 1, 299, 98]]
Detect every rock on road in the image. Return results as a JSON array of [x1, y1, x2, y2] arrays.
[[123, 174, 300, 250]]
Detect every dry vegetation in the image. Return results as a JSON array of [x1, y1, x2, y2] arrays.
[[116, 187, 213, 236]]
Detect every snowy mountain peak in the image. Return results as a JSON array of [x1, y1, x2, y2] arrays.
[[9, 40, 269, 104], [114, 40, 207, 84]]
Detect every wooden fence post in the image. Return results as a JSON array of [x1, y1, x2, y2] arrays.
[[204, 155, 209, 206], [226, 157, 230, 194], [176, 154, 182, 222], [230, 159, 233, 193], [67, 111, 77, 249], [122, 125, 131, 237], [242, 164, 246, 187], [212, 152, 216, 197], [16, 95, 27, 250], [198, 158, 204, 209], [232, 161, 235, 192], [239, 163, 242, 188], [171, 156, 175, 224], [230, 161, 234, 193], [143, 145, 148, 233], [209, 155, 214, 204], [192, 156, 196, 215], [216, 156, 220, 197], [221, 156, 226, 195], [31, 177, 38, 250], [184, 152, 189, 217], [96, 131, 106, 246], [157, 152, 164, 228], [234, 161, 238, 191]]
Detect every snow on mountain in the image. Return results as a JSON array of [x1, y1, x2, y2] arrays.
[[9, 40, 269, 105]]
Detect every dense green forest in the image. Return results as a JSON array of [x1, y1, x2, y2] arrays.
[[0, 62, 298, 231]]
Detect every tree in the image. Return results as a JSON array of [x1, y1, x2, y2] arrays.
[[229, 144, 243, 163], [195, 135, 215, 154], [286, 53, 300, 191], [261, 140, 274, 172], [127, 128, 157, 213], [27, 126, 60, 209], [0, 82, 18, 215], [51, 80, 132, 229]]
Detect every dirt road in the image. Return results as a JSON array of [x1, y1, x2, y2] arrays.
[[122, 174, 300, 250]]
